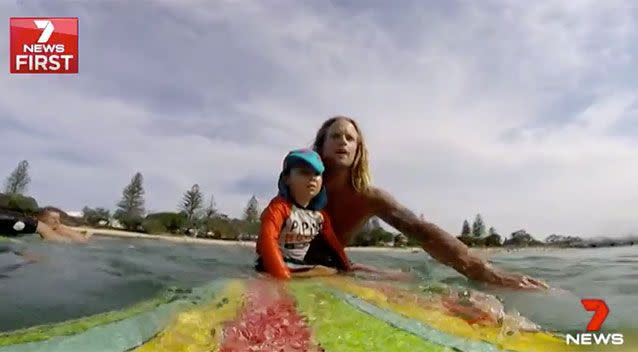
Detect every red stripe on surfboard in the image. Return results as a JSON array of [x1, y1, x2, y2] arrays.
[[219, 279, 320, 352]]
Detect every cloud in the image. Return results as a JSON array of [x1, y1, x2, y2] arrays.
[[2, 0, 637, 237]]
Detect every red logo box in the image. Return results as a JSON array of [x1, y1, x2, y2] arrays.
[[9, 17, 78, 74]]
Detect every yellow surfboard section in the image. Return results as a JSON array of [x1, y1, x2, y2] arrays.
[[134, 280, 245, 352], [321, 277, 584, 352]]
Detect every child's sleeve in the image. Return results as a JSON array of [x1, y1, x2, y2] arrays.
[[320, 211, 352, 272], [257, 199, 291, 280]]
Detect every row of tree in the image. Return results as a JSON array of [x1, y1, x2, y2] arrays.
[[6, 160, 604, 248], [2, 161, 262, 240], [456, 214, 596, 248], [89, 172, 262, 239], [351, 216, 422, 248], [460, 214, 500, 238], [3, 160, 413, 246]]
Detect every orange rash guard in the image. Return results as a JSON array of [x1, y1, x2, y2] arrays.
[[256, 196, 351, 280]]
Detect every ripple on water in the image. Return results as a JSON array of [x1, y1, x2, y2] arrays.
[[105, 258, 154, 276], [506, 255, 560, 261], [615, 283, 638, 295], [2, 239, 636, 336]]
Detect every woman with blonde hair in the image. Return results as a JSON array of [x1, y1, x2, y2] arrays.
[[304, 116, 548, 290]]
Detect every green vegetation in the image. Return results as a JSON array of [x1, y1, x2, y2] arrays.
[[350, 217, 422, 247], [0, 193, 39, 214], [114, 172, 146, 231], [1, 160, 39, 215], [180, 184, 203, 228], [456, 214, 590, 248], [0, 159, 419, 248], [136, 193, 262, 240], [461, 220, 470, 236], [352, 228, 394, 246], [243, 195, 260, 223], [351, 217, 388, 246], [3, 160, 633, 249], [142, 212, 187, 234], [483, 233, 503, 247], [82, 207, 111, 227], [472, 214, 486, 238], [3, 160, 31, 195]]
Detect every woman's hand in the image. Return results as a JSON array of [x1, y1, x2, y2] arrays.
[[490, 269, 549, 290]]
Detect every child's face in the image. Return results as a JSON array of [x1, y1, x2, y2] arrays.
[[286, 165, 322, 205]]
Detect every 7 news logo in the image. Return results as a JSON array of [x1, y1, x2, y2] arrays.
[[565, 299, 624, 346], [9, 17, 79, 74]]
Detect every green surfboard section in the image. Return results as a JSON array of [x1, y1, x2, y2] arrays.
[[289, 281, 447, 352]]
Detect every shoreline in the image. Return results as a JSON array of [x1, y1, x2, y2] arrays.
[[70, 227, 257, 247], [72, 227, 575, 256]]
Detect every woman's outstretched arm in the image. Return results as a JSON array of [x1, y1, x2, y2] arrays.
[[368, 187, 548, 290]]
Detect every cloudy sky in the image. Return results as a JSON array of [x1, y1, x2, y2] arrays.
[[2, 0, 637, 238]]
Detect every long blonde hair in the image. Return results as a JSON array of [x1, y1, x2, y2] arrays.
[[313, 116, 371, 192]]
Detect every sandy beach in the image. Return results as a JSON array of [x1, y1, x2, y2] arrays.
[[70, 226, 257, 248], [347, 245, 557, 257], [71, 226, 560, 257]]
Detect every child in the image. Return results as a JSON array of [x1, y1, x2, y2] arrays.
[[256, 149, 351, 280]]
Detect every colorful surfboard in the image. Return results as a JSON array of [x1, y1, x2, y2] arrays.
[[0, 277, 608, 352]]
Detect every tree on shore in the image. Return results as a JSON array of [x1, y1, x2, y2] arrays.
[[3, 160, 31, 195], [82, 206, 111, 226], [353, 226, 394, 246], [180, 184, 204, 227], [504, 229, 543, 247], [485, 227, 502, 246], [114, 172, 146, 231], [243, 195, 260, 223], [461, 220, 471, 236], [472, 214, 485, 238], [203, 194, 217, 220]]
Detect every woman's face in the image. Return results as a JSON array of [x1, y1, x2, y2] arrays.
[[40, 211, 61, 229], [321, 119, 359, 168]]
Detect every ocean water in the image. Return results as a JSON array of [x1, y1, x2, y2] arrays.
[[0, 235, 636, 337], [351, 245, 638, 333]]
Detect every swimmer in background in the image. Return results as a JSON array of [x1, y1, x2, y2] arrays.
[[0, 207, 89, 243], [0, 207, 87, 271]]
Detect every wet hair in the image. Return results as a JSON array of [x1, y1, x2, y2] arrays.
[[312, 116, 371, 192], [34, 207, 60, 220]]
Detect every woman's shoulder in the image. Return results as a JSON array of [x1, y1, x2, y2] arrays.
[[358, 186, 403, 215], [360, 186, 390, 203]]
